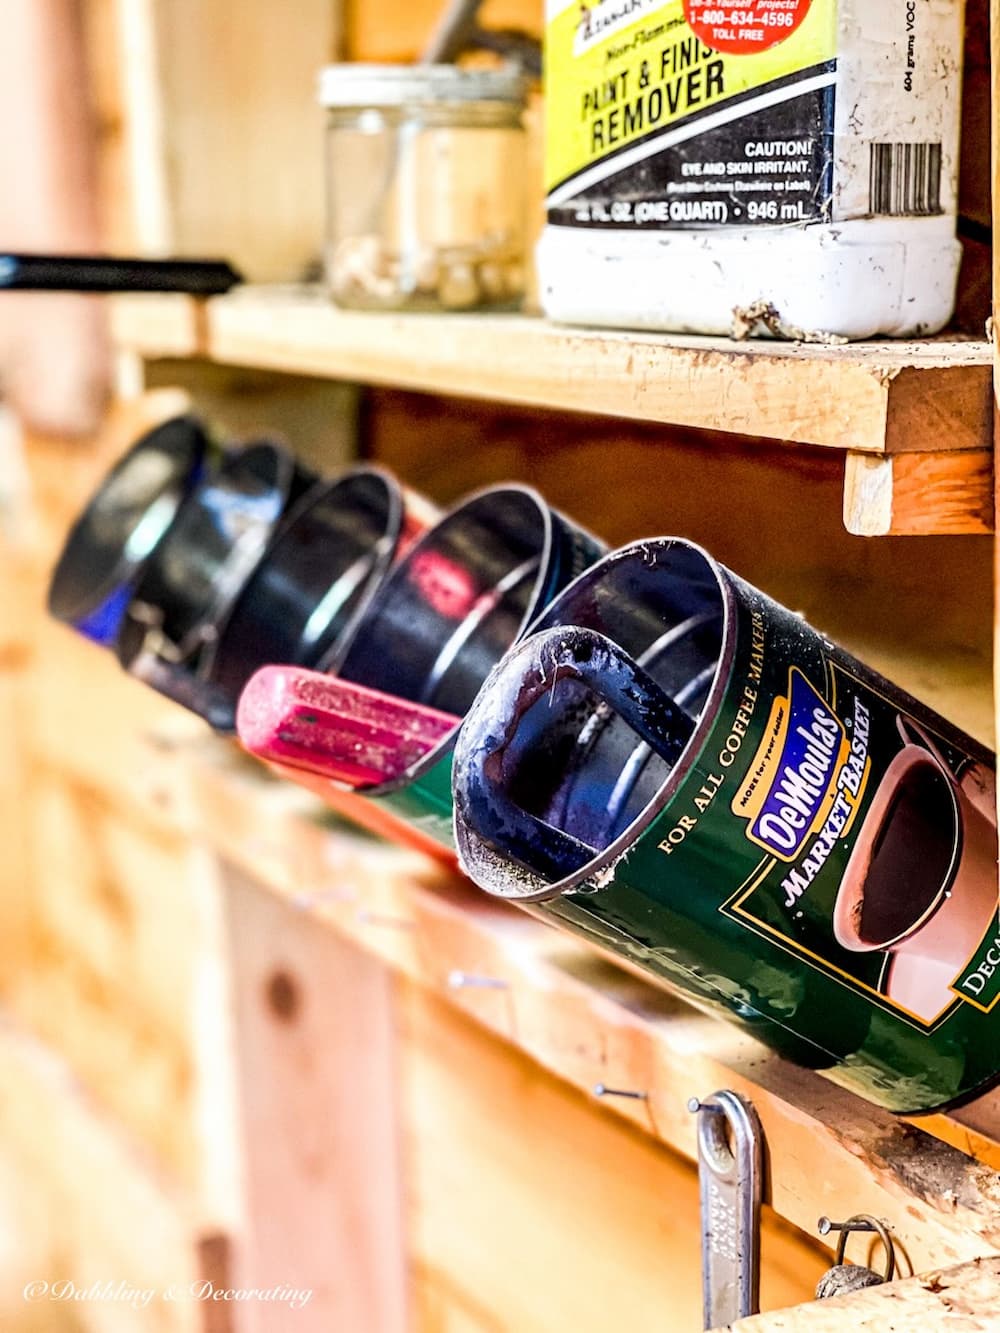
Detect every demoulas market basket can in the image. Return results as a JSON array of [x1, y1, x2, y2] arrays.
[[453, 538, 999, 1113]]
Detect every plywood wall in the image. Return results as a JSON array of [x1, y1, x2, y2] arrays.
[[399, 982, 828, 1331]]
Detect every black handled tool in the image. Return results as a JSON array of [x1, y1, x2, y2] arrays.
[[0, 253, 242, 294]]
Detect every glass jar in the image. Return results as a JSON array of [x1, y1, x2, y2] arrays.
[[319, 64, 527, 312]]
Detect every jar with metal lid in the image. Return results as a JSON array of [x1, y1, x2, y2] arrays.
[[318, 64, 527, 311]]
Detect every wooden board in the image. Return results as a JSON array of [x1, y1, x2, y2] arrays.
[[87, 0, 343, 280], [724, 1255, 1000, 1332], [219, 863, 408, 1333], [110, 289, 994, 456], [141, 359, 360, 474], [3, 405, 241, 1211], [187, 738, 1000, 1278], [0, 1014, 201, 1333], [843, 449, 994, 535]]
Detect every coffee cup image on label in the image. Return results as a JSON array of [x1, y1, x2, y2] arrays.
[[833, 717, 999, 1025], [452, 538, 1000, 1112]]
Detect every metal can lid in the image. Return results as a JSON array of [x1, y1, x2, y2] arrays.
[[317, 62, 526, 109]]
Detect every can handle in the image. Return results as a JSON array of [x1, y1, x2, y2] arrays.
[[460, 757, 600, 882], [529, 626, 696, 758], [237, 665, 460, 789], [457, 626, 695, 882], [896, 714, 953, 775]]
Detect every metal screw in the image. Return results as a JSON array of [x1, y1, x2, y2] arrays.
[[817, 1217, 884, 1237], [448, 970, 509, 990], [356, 910, 415, 930], [293, 886, 356, 911], [688, 1097, 727, 1115], [593, 1083, 647, 1101]]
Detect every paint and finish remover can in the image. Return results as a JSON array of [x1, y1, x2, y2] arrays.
[[539, 0, 965, 338]]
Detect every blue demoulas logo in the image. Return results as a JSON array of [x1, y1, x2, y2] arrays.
[[732, 669, 848, 862]]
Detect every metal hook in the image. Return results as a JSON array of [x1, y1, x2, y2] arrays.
[[690, 1091, 763, 1329], [817, 1215, 896, 1282]]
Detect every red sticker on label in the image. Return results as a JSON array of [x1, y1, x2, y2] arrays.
[[683, 0, 813, 55]]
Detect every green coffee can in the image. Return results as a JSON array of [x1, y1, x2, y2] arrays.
[[453, 539, 999, 1113]]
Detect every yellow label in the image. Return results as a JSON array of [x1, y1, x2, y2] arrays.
[[729, 667, 864, 864], [545, 0, 837, 196]]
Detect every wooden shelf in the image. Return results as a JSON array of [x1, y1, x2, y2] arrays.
[[110, 288, 994, 536], [110, 287, 993, 455], [179, 732, 1000, 1282]]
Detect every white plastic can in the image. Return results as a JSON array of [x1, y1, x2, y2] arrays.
[[539, 0, 966, 339]]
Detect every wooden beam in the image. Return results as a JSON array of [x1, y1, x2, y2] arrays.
[[844, 449, 994, 535]]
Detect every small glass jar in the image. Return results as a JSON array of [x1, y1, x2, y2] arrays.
[[318, 64, 527, 312]]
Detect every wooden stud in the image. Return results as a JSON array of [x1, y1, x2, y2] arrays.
[[220, 862, 409, 1333], [107, 0, 172, 252], [146, 0, 343, 281]]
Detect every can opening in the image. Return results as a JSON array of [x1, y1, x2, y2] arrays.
[[204, 468, 402, 721], [116, 441, 303, 672], [47, 415, 209, 639], [296, 470, 401, 656], [337, 486, 557, 720], [454, 539, 729, 898]]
